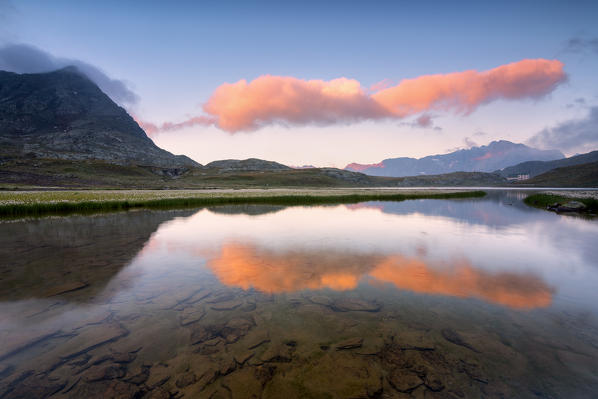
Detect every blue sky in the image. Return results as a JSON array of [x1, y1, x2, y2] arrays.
[[2, 0, 598, 166]]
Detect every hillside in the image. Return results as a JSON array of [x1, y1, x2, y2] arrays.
[[0, 67, 198, 169], [515, 161, 598, 187], [495, 150, 598, 178], [206, 158, 291, 171], [345, 140, 563, 177]]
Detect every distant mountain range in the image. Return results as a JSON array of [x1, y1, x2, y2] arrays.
[[495, 150, 598, 178], [0, 67, 197, 169], [345, 141, 564, 177]]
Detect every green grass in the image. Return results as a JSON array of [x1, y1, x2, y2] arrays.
[[524, 193, 598, 212], [0, 190, 486, 218]]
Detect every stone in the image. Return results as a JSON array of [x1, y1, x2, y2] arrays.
[[175, 371, 197, 388], [336, 337, 364, 350], [441, 329, 480, 353], [179, 307, 206, 326], [84, 364, 127, 382], [44, 281, 89, 297], [387, 369, 423, 393], [558, 201, 587, 212], [331, 298, 381, 312], [210, 299, 243, 311], [59, 323, 129, 361]]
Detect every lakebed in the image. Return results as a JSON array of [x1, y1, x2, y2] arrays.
[[1, 190, 597, 398]]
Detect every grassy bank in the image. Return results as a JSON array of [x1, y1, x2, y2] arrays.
[[524, 193, 598, 213], [0, 189, 486, 218]]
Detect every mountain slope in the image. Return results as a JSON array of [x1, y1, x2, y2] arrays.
[[0, 67, 198, 168], [495, 150, 598, 178], [206, 158, 291, 171], [515, 161, 598, 187], [345, 141, 563, 177]]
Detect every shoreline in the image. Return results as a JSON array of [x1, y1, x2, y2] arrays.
[[0, 189, 486, 218]]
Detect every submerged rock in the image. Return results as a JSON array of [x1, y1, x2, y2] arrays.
[[335, 337, 364, 350], [441, 328, 480, 353]]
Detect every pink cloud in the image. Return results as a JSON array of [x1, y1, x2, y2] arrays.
[[203, 76, 389, 132], [139, 59, 566, 134], [372, 59, 565, 117]]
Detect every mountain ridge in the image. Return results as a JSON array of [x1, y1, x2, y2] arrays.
[[345, 140, 564, 177], [0, 67, 199, 169], [495, 150, 598, 178]]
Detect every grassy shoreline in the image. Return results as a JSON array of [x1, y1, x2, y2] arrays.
[[0, 189, 486, 218], [524, 193, 598, 213]]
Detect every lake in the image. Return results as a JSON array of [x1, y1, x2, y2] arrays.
[[1, 190, 597, 398]]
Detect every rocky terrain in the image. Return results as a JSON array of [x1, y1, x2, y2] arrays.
[[0, 67, 198, 169]]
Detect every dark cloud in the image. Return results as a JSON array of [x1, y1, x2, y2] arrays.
[[528, 106, 598, 152], [399, 113, 442, 131], [565, 97, 586, 109], [0, 43, 138, 107], [561, 36, 598, 55]]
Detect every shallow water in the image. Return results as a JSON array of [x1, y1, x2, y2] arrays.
[[1, 191, 598, 398]]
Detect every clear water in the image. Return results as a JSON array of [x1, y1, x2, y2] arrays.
[[1, 191, 597, 398]]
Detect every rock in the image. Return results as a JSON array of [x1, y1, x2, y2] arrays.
[[423, 372, 445, 392], [59, 323, 129, 361], [125, 366, 150, 385], [44, 281, 89, 297], [234, 350, 255, 365], [441, 328, 480, 353], [0, 328, 61, 361], [307, 295, 333, 306], [112, 352, 136, 364], [336, 337, 364, 350], [221, 318, 254, 343], [210, 299, 243, 311], [387, 369, 423, 393], [557, 201, 587, 212], [206, 292, 236, 304], [144, 387, 170, 399], [259, 343, 293, 363], [1, 374, 66, 399], [175, 371, 197, 388], [254, 365, 277, 386], [84, 364, 127, 382], [190, 325, 220, 345], [179, 307, 206, 326], [331, 298, 381, 312], [100, 380, 142, 399]]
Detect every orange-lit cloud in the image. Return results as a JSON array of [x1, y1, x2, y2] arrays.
[[370, 256, 552, 309], [138, 59, 565, 134], [201, 59, 565, 132], [371, 59, 565, 116], [203, 76, 389, 132], [206, 243, 553, 309]]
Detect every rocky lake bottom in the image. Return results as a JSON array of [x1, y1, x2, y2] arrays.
[[1, 190, 598, 398]]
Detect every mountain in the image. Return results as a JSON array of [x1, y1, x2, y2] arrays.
[[495, 150, 598, 178], [515, 161, 598, 187], [345, 141, 564, 177], [0, 67, 198, 169], [205, 158, 291, 171]]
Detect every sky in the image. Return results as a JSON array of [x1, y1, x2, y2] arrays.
[[1, 0, 598, 167]]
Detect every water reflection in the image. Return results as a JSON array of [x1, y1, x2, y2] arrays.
[[207, 243, 553, 309], [1, 192, 598, 398]]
